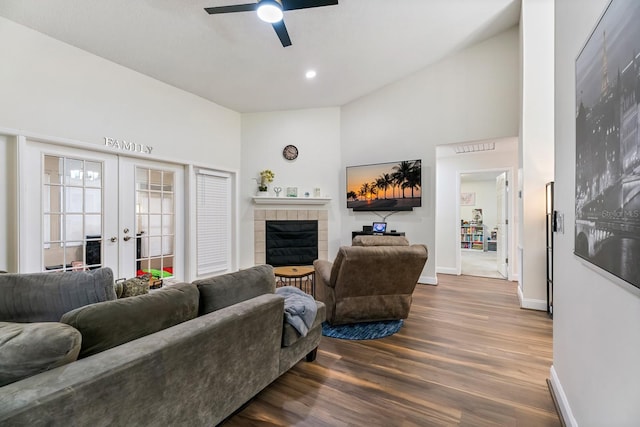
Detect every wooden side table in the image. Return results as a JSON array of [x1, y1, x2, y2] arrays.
[[273, 266, 315, 297]]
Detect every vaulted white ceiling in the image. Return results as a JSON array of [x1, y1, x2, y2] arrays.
[[0, 0, 521, 113]]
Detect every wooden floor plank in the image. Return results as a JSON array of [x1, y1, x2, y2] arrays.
[[222, 274, 559, 426]]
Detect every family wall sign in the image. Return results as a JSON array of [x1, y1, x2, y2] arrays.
[[103, 137, 153, 155]]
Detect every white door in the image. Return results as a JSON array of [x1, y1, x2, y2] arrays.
[[496, 172, 508, 278], [20, 140, 183, 279], [118, 157, 184, 280], [20, 141, 119, 273]]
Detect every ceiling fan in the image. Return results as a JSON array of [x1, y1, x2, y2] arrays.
[[205, 0, 338, 47]]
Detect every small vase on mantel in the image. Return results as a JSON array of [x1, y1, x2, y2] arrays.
[[257, 186, 269, 197]]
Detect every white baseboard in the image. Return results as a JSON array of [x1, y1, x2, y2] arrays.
[[549, 365, 578, 427], [517, 286, 547, 311], [418, 275, 438, 285], [436, 266, 458, 275]]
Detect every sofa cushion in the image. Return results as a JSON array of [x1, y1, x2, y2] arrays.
[[352, 235, 409, 246], [194, 265, 276, 315], [60, 283, 199, 358], [0, 321, 81, 386], [0, 268, 117, 322]]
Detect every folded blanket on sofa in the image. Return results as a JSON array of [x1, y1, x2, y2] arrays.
[[276, 286, 317, 337]]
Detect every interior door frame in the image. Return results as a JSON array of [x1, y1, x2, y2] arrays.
[[496, 172, 509, 278], [456, 167, 514, 280]]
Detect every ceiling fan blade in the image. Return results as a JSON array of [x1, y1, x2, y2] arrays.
[[282, 0, 338, 11], [204, 4, 257, 14], [272, 20, 292, 47]]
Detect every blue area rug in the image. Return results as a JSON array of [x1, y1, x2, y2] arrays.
[[321, 319, 403, 340]]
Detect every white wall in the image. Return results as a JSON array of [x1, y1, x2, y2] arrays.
[[340, 27, 519, 284], [553, 0, 640, 425], [518, 0, 555, 308], [0, 17, 241, 169], [436, 139, 518, 277], [239, 108, 341, 268], [461, 180, 498, 231], [0, 17, 241, 273]]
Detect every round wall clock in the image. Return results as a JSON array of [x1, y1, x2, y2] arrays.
[[282, 144, 299, 160]]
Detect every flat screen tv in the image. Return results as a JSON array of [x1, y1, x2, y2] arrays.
[[346, 159, 422, 211]]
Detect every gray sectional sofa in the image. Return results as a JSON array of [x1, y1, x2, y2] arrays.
[[0, 265, 325, 426]]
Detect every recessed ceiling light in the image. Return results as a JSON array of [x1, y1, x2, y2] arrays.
[[305, 70, 317, 79]]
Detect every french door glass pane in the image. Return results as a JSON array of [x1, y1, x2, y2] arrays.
[[65, 187, 83, 213], [86, 214, 102, 236], [44, 186, 62, 214], [85, 188, 102, 213], [137, 191, 149, 213], [44, 214, 61, 242], [149, 214, 162, 234], [135, 167, 175, 278], [150, 170, 162, 189], [85, 161, 102, 187], [162, 236, 174, 255], [65, 215, 83, 241], [42, 155, 103, 272], [45, 155, 63, 184], [65, 158, 83, 186]]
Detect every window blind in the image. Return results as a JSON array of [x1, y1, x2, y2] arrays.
[[195, 169, 231, 275]]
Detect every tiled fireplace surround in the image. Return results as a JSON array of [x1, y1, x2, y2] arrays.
[[254, 209, 329, 265]]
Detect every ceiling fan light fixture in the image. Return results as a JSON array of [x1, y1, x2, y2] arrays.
[[257, 0, 284, 23]]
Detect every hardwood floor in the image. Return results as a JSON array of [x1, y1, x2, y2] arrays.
[[222, 274, 559, 426]]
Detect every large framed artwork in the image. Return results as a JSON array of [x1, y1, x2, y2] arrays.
[[575, 0, 640, 288]]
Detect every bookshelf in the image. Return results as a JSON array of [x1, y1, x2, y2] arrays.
[[460, 224, 484, 250]]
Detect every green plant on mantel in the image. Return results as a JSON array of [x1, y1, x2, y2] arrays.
[[258, 169, 275, 191]]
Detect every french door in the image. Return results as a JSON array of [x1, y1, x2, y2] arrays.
[[118, 156, 184, 280], [20, 140, 183, 280]]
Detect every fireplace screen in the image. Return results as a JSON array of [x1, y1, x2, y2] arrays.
[[266, 220, 318, 266]]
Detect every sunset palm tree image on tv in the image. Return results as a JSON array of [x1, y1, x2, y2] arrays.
[[346, 159, 421, 211]]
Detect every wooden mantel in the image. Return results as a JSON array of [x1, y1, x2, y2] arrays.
[[251, 196, 331, 205]]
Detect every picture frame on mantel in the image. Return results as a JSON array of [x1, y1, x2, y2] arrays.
[[574, 0, 640, 289]]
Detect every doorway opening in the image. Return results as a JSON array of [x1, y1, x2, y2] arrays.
[[459, 170, 509, 279]]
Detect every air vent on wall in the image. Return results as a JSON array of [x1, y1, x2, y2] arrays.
[[454, 142, 495, 154]]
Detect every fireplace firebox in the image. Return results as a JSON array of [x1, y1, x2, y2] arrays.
[[265, 220, 318, 266]]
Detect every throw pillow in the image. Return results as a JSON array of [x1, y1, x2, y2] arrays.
[[0, 321, 81, 386], [60, 282, 199, 358], [0, 268, 117, 322], [118, 276, 150, 298]]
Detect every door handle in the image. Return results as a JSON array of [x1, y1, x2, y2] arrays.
[[110, 237, 118, 242], [123, 236, 132, 242]]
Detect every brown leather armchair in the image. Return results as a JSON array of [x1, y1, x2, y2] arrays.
[[313, 235, 428, 325]]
